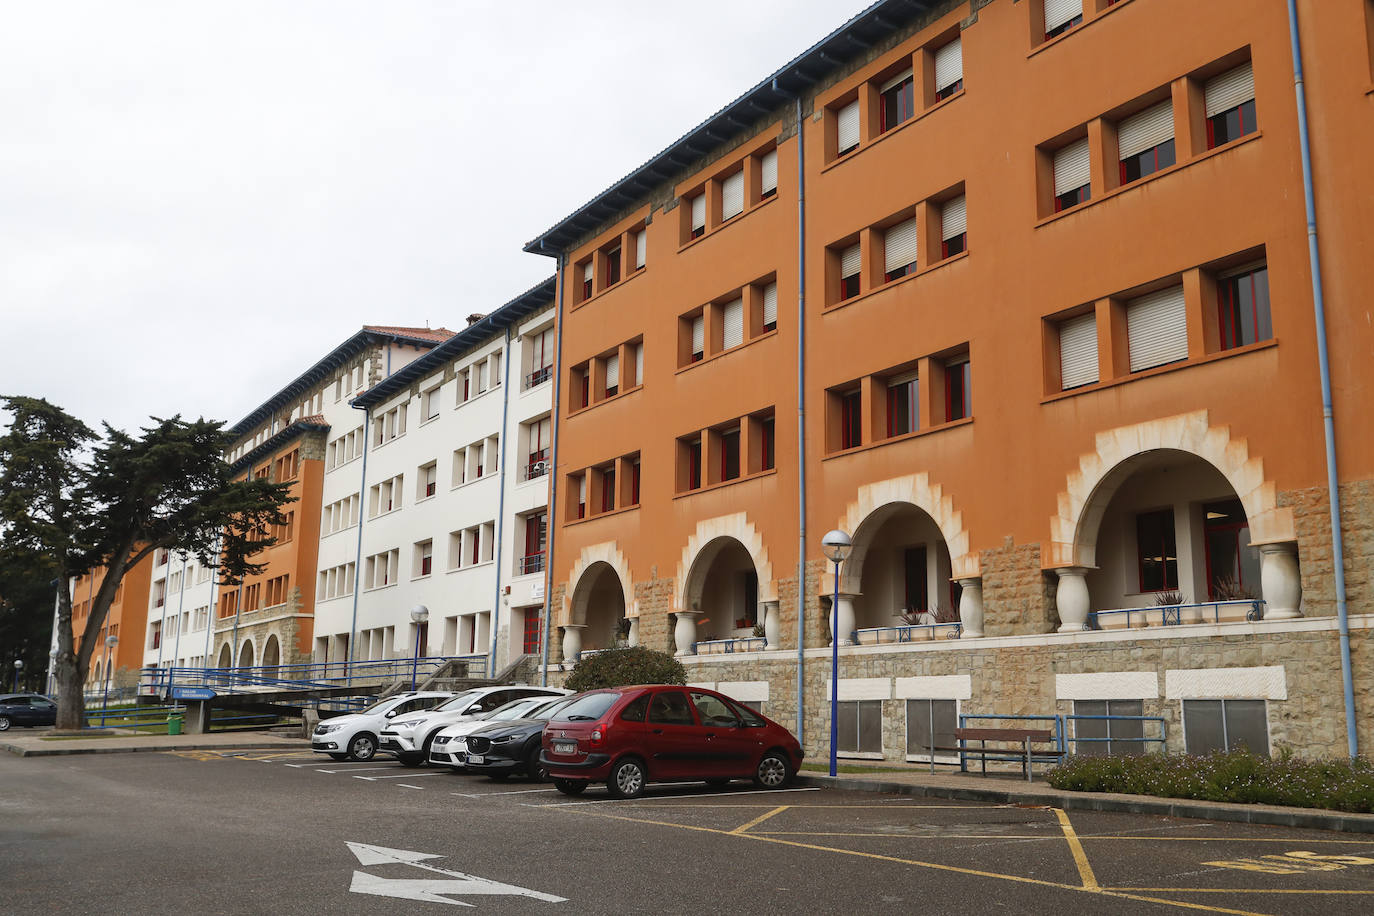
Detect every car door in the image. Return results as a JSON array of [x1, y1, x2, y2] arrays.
[[30, 697, 57, 727], [5, 696, 33, 725], [643, 688, 716, 780], [688, 690, 757, 776]]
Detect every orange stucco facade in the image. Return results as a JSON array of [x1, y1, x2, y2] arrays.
[[71, 557, 152, 686]]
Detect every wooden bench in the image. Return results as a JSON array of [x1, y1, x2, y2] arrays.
[[932, 728, 1058, 782]]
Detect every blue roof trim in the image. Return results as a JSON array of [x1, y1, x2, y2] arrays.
[[229, 418, 330, 475]]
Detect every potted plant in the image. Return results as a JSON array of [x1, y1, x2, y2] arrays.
[[615, 617, 631, 647]]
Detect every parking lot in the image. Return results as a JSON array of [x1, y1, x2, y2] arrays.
[[4, 745, 1373, 914]]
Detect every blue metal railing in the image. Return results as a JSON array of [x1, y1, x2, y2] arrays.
[[855, 622, 962, 644], [694, 636, 767, 655], [84, 703, 185, 731], [1063, 715, 1168, 754], [1088, 599, 1264, 630], [138, 655, 482, 699]]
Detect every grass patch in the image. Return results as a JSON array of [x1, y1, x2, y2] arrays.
[[1047, 749, 1374, 813], [800, 762, 916, 775]]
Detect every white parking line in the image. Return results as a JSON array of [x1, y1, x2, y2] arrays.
[[451, 787, 557, 799], [353, 772, 447, 781], [311, 765, 403, 774], [287, 761, 391, 769], [396, 784, 427, 790], [532, 786, 821, 807]]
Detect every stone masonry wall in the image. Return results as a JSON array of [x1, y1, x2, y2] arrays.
[[979, 538, 1057, 636], [1281, 481, 1374, 618]]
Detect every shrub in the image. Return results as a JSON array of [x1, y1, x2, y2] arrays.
[[564, 646, 686, 692], [1046, 749, 1374, 813]]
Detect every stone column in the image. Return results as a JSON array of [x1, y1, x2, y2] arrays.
[[762, 600, 781, 649], [673, 611, 701, 657], [1055, 568, 1091, 632], [627, 617, 640, 648], [1259, 543, 1302, 620], [561, 624, 585, 664], [957, 578, 984, 638], [830, 594, 857, 647]]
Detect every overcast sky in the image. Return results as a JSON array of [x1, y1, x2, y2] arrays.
[[1, 0, 863, 436]]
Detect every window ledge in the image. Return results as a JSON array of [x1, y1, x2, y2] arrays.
[[370, 507, 402, 521], [675, 329, 778, 376], [676, 193, 779, 254], [1041, 338, 1278, 404], [821, 89, 964, 174], [321, 525, 359, 540], [372, 433, 406, 451], [823, 416, 973, 462], [411, 573, 432, 583], [363, 583, 398, 593], [823, 251, 969, 315], [326, 455, 362, 474], [1027, 0, 1138, 59], [446, 560, 495, 575], [454, 386, 498, 411], [567, 383, 643, 419], [672, 466, 778, 501], [419, 413, 442, 428], [572, 263, 647, 311], [1036, 130, 1263, 227], [562, 502, 641, 528], [415, 494, 437, 506], [450, 473, 497, 492]]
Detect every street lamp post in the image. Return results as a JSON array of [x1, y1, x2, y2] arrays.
[[409, 605, 429, 691], [47, 650, 57, 696], [821, 529, 853, 779], [100, 634, 118, 727], [13, 659, 22, 692]]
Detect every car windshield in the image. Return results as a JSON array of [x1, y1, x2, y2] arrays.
[[360, 697, 402, 715], [483, 698, 543, 720], [433, 689, 485, 712], [525, 696, 576, 721], [550, 692, 619, 722]]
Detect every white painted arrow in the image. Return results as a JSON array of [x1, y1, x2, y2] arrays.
[[346, 843, 567, 906]]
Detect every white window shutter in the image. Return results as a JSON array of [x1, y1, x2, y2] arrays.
[[760, 149, 778, 195], [1053, 138, 1092, 196], [722, 297, 744, 349], [879, 67, 913, 94], [582, 261, 593, 282], [884, 218, 919, 274], [604, 353, 619, 388], [1126, 285, 1188, 372], [579, 475, 587, 501], [721, 171, 744, 220], [691, 315, 705, 354], [837, 100, 860, 152], [1205, 62, 1255, 118], [691, 194, 706, 232], [840, 243, 861, 279], [762, 282, 778, 327], [1044, 0, 1083, 34], [634, 342, 644, 384], [934, 38, 962, 92], [1058, 312, 1100, 389], [941, 196, 967, 240], [1118, 101, 1174, 159], [634, 230, 646, 268]]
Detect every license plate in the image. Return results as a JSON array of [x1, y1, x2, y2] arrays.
[[554, 742, 576, 755], [467, 754, 484, 764]]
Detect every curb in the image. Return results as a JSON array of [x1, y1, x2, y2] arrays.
[[796, 774, 1374, 834], [2, 739, 304, 758]]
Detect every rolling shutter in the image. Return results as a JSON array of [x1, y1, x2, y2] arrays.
[[760, 149, 778, 195], [880, 67, 913, 93], [691, 315, 705, 355], [634, 230, 646, 268], [762, 281, 778, 327], [1058, 312, 1099, 389], [1126, 285, 1188, 372], [1044, 0, 1083, 34], [1118, 101, 1174, 159], [1205, 62, 1255, 118], [582, 261, 593, 283], [604, 353, 619, 388], [721, 170, 744, 220], [691, 195, 706, 233], [837, 100, 860, 152], [884, 218, 919, 274], [934, 37, 962, 92], [634, 343, 643, 385], [1053, 138, 1091, 196], [722, 297, 744, 349], [941, 196, 967, 240], [840, 243, 861, 280]]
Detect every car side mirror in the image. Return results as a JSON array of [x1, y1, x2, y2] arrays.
[[384, 710, 397, 718]]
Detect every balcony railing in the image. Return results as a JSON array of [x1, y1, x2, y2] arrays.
[[1088, 599, 1264, 630], [522, 460, 549, 482], [694, 636, 767, 655], [523, 365, 552, 390], [519, 553, 545, 575], [854, 622, 963, 644]]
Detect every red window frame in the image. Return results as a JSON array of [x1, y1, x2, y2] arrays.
[[878, 76, 914, 133], [630, 460, 641, 505], [601, 468, 616, 513], [1119, 140, 1176, 185], [420, 549, 432, 576], [941, 233, 966, 259], [522, 613, 542, 654], [1045, 12, 1082, 41], [605, 247, 621, 287], [1136, 508, 1179, 593], [1206, 99, 1256, 149], [944, 361, 971, 422], [687, 440, 702, 490], [886, 378, 918, 437], [760, 417, 775, 471], [840, 390, 862, 450], [720, 426, 741, 481], [1054, 184, 1090, 213], [935, 78, 962, 101], [1217, 264, 1271, 351], [470, 531, 481, 566]]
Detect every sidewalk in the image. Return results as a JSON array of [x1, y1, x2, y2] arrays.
[[798, 765, 1374, 834], [1, 729, 306, 758]]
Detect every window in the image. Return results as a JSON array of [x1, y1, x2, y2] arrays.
[[423, 387, 441, 421], [521, 512, 546, 575], [721, 296, 744, 350], [760, 416, 775, 471], [884, 218, 918, 282], [685, 437, 702, 491], [1073, 699, 1145, 756], [526, 417, 551, 481], [839, 243, 861, 299], [633, 229, 646, 270], [762, 281, 778, 332], [420, 462, 437, 499], [526, 327, 555, 389], [720, 424, 741, 482], [1205, 62, 1256, 148], [1044, 0, 1083, 40], [1118, 101, 1176, 184], [838, 699, 883, 754], [940, 195, 966, 258], [604, 352, 620, 398], [721, 170, 744, 221], [944, 358, 971, 421], [1058, 311, 1099, 390], [1136, 508, 1178, 592], [150, 621, 161, 651], [904, 546, 928, 610], [576, 474, 587, 519], [1126, 284, 1187, 371], [1052, 136, 1092, 211], [879, 68, 914, 132], [690, 313, 705, 362], [934, 36, 962, 100], [1183, 699, 1269, 757], [417, 540, 433, 578], [600, 465, 616, 513], [522, 612, 542, 655], [690, 194, 706, 239], [760, 149, 778, 199], [629, 456, 641, 505], [836, 99, 860, 155], [906, 699, 958, 761], [581, 260, 594, 300], [271, 510, 295, 544], [265, 574, 290, 607], [604, 245, 621, 287], [1217, 263, 1271, 350], [840, 389, 862, 450], [886, 373, 919, 436], [1203, 499, 1260, 600]]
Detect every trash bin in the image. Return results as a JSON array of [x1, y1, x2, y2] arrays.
[[167, 713, 183, 736]]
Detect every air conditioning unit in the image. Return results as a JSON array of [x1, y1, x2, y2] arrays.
[[531, 461, 548, 475]]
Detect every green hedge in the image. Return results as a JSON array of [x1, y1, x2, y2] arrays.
[[564, 647, 686, 692], [1046, 749, 1374, 813]]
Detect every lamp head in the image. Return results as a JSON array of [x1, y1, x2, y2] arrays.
[[105, 635, 118, 648], [409, 605, 430, 624], [821, 529, 853, 564]]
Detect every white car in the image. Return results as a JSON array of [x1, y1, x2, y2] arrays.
[[428, 695, 570, 770], [379, 685, 571, 767], [311, 691, 454, 762]]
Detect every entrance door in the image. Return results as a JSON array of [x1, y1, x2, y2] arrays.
[[1203, 499, 1260, 599]]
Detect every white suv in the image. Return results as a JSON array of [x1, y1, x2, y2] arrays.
[[311, 691, 454, 762], [379, 685, 570, 767]]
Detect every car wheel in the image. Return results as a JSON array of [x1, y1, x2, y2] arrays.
[[753, 751, 793, 790], [554, 778, 588, 797], [0, 716, 10, 731], [329, 753, 350, 761], [607, 757, 646, 799], [525, 746, 547, 782], [348, 733, 378, 762]]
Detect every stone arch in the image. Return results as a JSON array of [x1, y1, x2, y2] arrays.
[[562, 542, 634, 626], [262, 634, 281, 668], [237, 638, 255, 668], [675, 513, 777, 613], [831, 473, 978, 590], [1048, 410, 1295, 569], [216, 643, 231, 669]]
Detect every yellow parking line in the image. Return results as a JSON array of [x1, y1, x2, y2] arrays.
[[754, 832, 1058, 839], [1054, 808, 1099, 891], [1081, 836, 1374, 844], [1109, 888, 1374, 895], [731, 806, 789, 835]]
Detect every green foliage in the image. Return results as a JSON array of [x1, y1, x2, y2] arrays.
[[564, 646, 686, 692], [1047, 749, 1374, 813]]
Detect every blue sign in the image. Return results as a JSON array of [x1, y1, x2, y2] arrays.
[[171, 686, 216, 700]]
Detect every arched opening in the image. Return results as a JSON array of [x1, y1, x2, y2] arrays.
[[261, 634, 281, 669], [237, 640, 255, 668], [216, 643, 232, 669], [570, 561, 627, 652], [683, 537, 759, 642], [846, 502, 959, 637]]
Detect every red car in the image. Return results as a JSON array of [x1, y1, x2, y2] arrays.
[[540, 684, 804, 799]]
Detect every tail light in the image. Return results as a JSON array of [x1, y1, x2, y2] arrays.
[[589, 721, 609, 747]]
